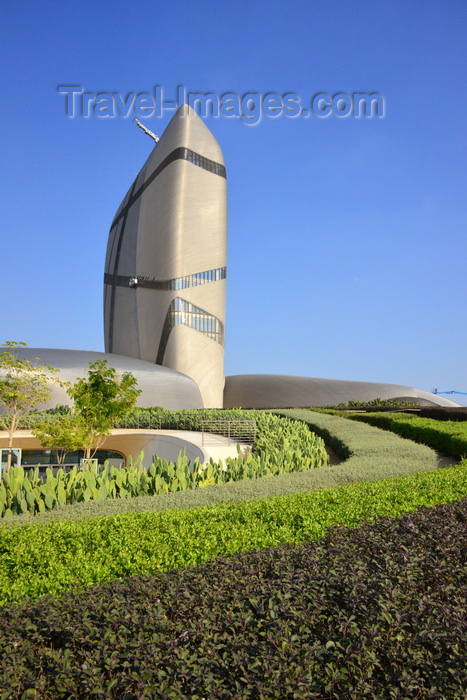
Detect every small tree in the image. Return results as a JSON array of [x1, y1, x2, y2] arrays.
[[0, 342, 62, 471], [32, 413, 88, 466], [68, 360, 140, 459]]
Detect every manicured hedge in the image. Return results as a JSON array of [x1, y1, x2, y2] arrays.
[[0, 464, 465, 605], [0, 499, 465, 699], [274, 409, 444, 468], [340, 412, 467, 460], [418, 406, 467, 421], [325, 398, 419, 409], [13, 406, 282, 432], [3, 409, 444, 526]]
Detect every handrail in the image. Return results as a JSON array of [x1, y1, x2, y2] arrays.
[[200, 419, 256, 446]]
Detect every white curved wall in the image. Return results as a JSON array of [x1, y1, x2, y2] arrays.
[[0, 348, 204, 410]]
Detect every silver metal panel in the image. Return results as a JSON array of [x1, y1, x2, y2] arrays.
[[104, 105, 227, 407], [0, 348, 204, 410], [224, 374, 460, 408]]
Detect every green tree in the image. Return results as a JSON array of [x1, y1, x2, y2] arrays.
[[68, 360, 140, 459], [32, 413, 87, 466], [0, 342, 62, 471]]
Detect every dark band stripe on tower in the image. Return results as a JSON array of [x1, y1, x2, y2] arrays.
[[104, 266, 226, 291], [110, 147, 226, 232], [107, 177, 140, 353]]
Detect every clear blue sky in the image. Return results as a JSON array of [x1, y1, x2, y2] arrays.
[[1, 1, 466, 402]]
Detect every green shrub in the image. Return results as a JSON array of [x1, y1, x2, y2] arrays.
[[340, 412, 467, 460], [274, 409, 443, 467], [325, 397, 420, 409], [1, 499, 464, 698], [418, 406, 467, 421], [15, 406, 287, 434], [3, 410, 447, 526], [0, 464, 464, 605], [0, 412, 328, 518]]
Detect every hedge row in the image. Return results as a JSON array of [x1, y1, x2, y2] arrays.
[[14, 407, 274, 433], [339, 412, 467, 460], [273, 409, 445, 467], [2, 410, 444, 526], [1, 499, 465, 699], [0, 464, 465, 605], [325, 398, 419, 409], [418, 406, 467, 421]]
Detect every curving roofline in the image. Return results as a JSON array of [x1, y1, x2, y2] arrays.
[[0, 348, 204, 410], [223, 374, 460, 408]]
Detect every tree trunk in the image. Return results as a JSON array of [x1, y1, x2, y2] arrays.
[[6, 416, 16, 472], [7, 436, 12, 472]]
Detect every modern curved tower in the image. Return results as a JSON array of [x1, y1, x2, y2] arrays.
[[104, 106, 227, 407], [101, 105, 458, 412]]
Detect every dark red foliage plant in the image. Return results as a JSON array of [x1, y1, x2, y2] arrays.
[[0, 499, 466, 699]]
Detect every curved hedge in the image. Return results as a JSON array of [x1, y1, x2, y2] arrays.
[[0, 464, 465, 605], [2, 409, 445, 525], [1, 499, 465, 699], [337, 411, 467, 460]]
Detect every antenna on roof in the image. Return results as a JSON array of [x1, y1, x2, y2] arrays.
[[134, 119, 159, 143]]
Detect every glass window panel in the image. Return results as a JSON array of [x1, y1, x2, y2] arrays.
[[64, 450, 83, 464], [95, 450, 125, 467], [21, 449, 52, 466], [0, 449, 21, 469]]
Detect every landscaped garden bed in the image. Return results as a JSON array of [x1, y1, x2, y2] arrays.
[[2, 409, 445, 524], [0, 462, 465, 605], [0, 498, 465, 698], [1, 407, 465, 698], [327, 410, 467, 460], [0, 411, 327, 518]]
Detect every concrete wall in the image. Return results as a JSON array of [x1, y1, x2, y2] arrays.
[[99, 430, 206, 468]]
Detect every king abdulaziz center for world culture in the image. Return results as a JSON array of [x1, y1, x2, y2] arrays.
[[9, 106, 458, 412]]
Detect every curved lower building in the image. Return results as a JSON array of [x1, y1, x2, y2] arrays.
[[4, 348, 203, 410], [104, 105, 227, 408], [224, 374, 459, 408]]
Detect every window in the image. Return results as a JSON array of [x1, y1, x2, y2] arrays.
[[168, 298, 224, 344], [167, 267, 226, 291], [14, 449, 125, 470], [0, 449, 22, 471], [105, 267, 226, 292], [21, 449, 52, 466]]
